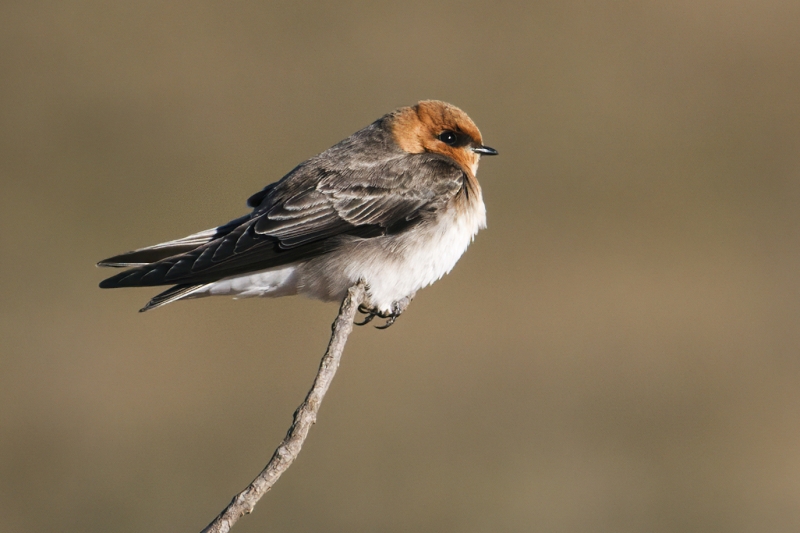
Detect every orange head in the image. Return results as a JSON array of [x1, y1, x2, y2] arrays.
[[388, 100, 498, 176]]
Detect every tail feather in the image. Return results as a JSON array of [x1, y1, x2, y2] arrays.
[[139, 284, 207, 312]]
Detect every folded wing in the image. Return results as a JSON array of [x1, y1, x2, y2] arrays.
[[99, 152, 464, 290]]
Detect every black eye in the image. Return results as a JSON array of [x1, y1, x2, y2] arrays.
[[437, 130, 458, 146]]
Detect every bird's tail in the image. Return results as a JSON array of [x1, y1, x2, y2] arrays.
[[138, 284, 208, 312]]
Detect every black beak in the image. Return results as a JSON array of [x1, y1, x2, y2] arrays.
[[472, 145, 498, 156]]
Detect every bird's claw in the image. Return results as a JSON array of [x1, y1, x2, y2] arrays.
[[354, 304, 381, 326], [375, 315, 398, 329], [355, 304, 391, 327], [355, 295, 414, 329]]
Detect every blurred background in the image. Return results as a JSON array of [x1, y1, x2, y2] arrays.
[[1, 1, 799, 532]]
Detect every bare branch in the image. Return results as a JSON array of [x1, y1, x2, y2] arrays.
[[200, 280, 367, 533]]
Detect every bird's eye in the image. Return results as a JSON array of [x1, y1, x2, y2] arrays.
[[437, 130, 458, 146]]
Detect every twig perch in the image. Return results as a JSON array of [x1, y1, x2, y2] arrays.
[[200, 280, 367, 533]]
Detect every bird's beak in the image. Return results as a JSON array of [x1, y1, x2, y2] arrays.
[[472, 145, 498, 156]]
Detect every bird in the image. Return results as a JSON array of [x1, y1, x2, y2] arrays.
[[98, 100, 497, 328]]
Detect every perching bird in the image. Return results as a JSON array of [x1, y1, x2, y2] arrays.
[[98, 100, 497, 327]]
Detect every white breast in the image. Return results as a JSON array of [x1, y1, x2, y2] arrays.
[[297, 190, 486, 311]]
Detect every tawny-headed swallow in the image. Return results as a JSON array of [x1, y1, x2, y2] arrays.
[[98, 100, 497, 327]]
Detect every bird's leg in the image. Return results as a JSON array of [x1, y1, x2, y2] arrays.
[[355, 291, 416, 329], [354, 282, 380, 325], [375, 293, 415, 329]]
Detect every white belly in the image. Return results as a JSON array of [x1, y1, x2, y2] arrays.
[[196, 197, 486, 312]]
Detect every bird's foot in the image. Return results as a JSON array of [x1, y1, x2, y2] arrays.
[[355, 294, 415, 329], [354, 304, 387, 326]]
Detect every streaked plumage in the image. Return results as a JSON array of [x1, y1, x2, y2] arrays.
[[98, 100, 497, 324]]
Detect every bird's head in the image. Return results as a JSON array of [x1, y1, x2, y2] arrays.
[[389, 100, 497, 176]]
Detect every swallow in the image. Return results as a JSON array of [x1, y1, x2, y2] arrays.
[[98, 100, 497, 327]]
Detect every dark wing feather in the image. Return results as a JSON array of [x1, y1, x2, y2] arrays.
[[99, 122, 465, 289], [97, 214, 251, 267]]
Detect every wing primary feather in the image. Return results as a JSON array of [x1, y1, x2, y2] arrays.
[[98, 214, 251, 267]]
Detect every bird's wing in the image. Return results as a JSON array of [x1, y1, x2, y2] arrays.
[[99, 153, 465, 289]]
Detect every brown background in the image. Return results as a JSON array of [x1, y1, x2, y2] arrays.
[[2, 2, 799, 532]]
